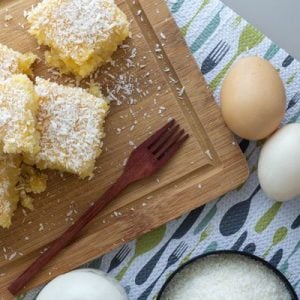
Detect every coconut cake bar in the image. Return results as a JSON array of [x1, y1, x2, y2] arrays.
[[0, 45, 41, 228], [27, 0, 130, 77], [24, 77, 109, 178], [0, 74, 40, 155]]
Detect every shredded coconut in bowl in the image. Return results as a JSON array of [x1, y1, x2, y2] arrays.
[[160, 254, 292, 300]]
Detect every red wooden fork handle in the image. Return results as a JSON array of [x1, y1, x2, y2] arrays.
[[8, 175, 129, 296]]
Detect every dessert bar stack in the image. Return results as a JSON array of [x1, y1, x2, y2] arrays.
[[0, 0, 130, 228]]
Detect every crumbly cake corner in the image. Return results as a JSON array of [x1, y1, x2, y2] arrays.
[[0, 43, 37, 79], [0, 152, 22, 228]]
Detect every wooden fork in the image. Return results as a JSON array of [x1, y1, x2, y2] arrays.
[[9, 119, 189, 295]]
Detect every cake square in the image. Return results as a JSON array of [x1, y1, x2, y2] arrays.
[[27, 0, 130, 77], [24, 77, 109, 178], [0, 74, 40, 154], [0, 152, 22, 228], [0, 43, 36, 79]]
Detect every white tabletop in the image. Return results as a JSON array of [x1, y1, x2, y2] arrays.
[[222, 0, 300, 61]]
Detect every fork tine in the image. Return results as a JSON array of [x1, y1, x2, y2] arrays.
[[120, 246, 128, 257], [157, 134, 189, 164], [174, 242, 187, 257], [116, 246, 127, 259], [120, 248, 130, 260], [209, 40, 223, 58], [181, 244, 188, 254], [139, 119, 175, 148], [155, 129, 185, 158], [178, 247, 187, 258], [151, 124, 180, 153], [215, 44, 230, 63], [176, 247, 186, 258], [172, 242, 183, 256], [124, 247, 130, 257], [211, 41, 225, 60]]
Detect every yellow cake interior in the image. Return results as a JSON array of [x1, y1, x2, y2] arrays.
[[18, 52, 37, 76], [45, 25, 129, 77], [19, 164, 48, 211], [0, 152, 22, 228]]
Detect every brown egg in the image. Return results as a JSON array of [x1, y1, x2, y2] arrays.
[[221, 56, 286, 140]]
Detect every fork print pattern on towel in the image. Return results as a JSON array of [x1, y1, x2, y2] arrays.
[[24, 0, 300, 299]]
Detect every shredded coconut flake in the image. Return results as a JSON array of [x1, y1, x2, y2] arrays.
[[205, 149, 213, 160], [4, 14, 13, 21]]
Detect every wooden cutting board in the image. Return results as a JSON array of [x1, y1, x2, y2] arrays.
[[0, 0, 249, 298]]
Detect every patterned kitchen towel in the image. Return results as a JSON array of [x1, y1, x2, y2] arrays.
[[24, 0, 300, 299]]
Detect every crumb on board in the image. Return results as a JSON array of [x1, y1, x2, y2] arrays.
[[39, 223, 44, 231], [128, 140, 136, 148], [4, 14, 13, 21], [205, 149, 213, 160], [177, 86, 185, 97], [8, 252, 17, 261], [160, 32, 166, 40], [123, 158, 128, 166]]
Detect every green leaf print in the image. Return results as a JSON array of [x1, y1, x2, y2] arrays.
[[287, 71, 298, 84], [209, 24, 264, 91], [116, 225, 166, 280], [263, 227, 288, 257], [181, 0, 210, 36], [255, 202, 282, 233], [273, 227, 288, 245], [231, 15, 242, 28]]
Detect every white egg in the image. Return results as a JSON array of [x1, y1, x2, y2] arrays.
[[258, 123, 300, 202], [37, 269, 128, 300]]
